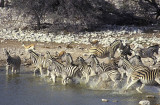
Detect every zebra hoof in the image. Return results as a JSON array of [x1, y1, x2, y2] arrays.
[[136, 87, 143, 93]]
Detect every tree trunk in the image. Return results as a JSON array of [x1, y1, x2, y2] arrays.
[[0, 0, 5, 7], [34, 10, 41, 30]]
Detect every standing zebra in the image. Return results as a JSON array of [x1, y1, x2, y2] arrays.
[[4, 49, 21, 74], [124, 68, 160, 93], [137, 44, 159, 65], [89, 40, 132, 59], [48, 58, 65, 83], [28, 50, 51, 76]]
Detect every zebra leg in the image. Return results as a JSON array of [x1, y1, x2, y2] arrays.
[[124, 79, 138, 91], [151, 56, 157, 65], [46, 69, 50, 76], [39, 67, 44, 76], [126, 75, 131, 85], [11, 67, 14, 73], [155, 78, 160, 84], [110, 74, 118, 88], [85, 74, 90, 83], [50, 73, 56, 83], [136, 83, 145, 93], [62, 73, 67, 85], [118, 68, 125, 81], [6, 65, 9, 75], [34, 67, 38, 76]]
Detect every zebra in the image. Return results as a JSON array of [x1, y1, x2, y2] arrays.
[[89, 40, 132, 59], [118, 56, 150, 84], [124, 68, 160, 93], [75, 56, 97, 83], [48, 56, 81, 85], [28, 50, 51, 76], [84, 54, 121, 87], [61, 65, 80, 85], [96, 64, 121, 88], [129, 55, 144, 66], [137, 44, 159, 65], [59, 53, 74, 66], [4, 49, 21, 74], [48, 58, 65, 83], [85, 54, 118, 74]]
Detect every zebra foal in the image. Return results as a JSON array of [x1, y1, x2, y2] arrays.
[[4, 49, 21, 74]]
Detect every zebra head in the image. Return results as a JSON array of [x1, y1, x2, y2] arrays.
[[4, 49, 10, 57], [75, 56, 86, 65], [60, 53, 74, 65], [85, 54, 99, 67], [120, 43, 132, 57]]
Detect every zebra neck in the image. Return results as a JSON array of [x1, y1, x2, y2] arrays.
[[123, 59, 134, 70], [110, 41, 120, 53]]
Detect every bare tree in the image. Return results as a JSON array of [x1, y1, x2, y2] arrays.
[[12, 0, 54, 30], [144, 0, 160, 19]]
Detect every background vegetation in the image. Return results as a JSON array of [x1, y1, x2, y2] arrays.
[[0, 0, 160, 33]]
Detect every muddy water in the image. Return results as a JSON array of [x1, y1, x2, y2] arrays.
[[0, 67, 160, 105]]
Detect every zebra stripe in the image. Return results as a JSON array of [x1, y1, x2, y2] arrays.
[[89, 40, 123, 58], [28, 50, 51, 76], [75, 56, 97, 83], [49, 59, 65, 83], [125, 68, 160, 93], [86, 54, 117, 74], [118, 57, 150, 83], [61, 65, 80, 85]]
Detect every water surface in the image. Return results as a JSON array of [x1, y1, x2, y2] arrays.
[[0, 67, 160, 105]]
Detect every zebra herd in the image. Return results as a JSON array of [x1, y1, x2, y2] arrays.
[[3, 40, 160, 93]]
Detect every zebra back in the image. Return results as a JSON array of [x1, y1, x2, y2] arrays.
[[118, 57, 149, 73], [89, 47, 109, 58], [131, 68, 159, 84]]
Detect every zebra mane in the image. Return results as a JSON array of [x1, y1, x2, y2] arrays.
[[66, 53, 74, 65]]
